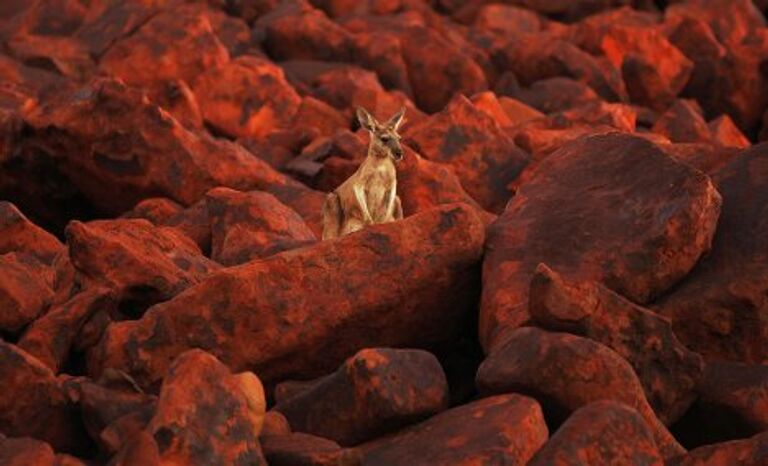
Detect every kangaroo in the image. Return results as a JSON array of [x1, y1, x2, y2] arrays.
[[322, 106, 406, 239]]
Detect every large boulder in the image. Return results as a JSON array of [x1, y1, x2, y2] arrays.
[[205, 188, 316, 266], [404, 95, 529, 213], [0, 252, 54, 333], [476, 327, 684, 459], [192, 56, 302, 139], [0, 201, 63, 265], [529, 264, 704, 425], [90, 203, 485, 388], [674, 431, 768, 466], [0, 342, 90, 454], [480, 133, 721, 351], [18, 288, 114, 373], [99, 6, 229, 92], [674, 361, 768, 447], [528, 401, 664, 466], [359, 394, 547, 466], [65, 218, 220, 315], [274, 348, 449, 446], [12, 77, 324, 232], [115, 349, 267, 465], [654, 143, 768, 362]]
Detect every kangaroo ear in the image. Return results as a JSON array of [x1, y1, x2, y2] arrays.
[[356, 107, 378, 132], [385, 106, 406, 131]]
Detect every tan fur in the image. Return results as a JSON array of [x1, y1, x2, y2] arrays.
[[322, 107, 406, 240]]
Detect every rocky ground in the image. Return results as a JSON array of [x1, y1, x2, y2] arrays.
[[1, 0, 768, 465]]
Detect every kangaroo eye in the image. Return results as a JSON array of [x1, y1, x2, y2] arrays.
[[380, 136, 391, 142]]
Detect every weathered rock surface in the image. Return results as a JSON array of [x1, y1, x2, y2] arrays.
[[18, 287, 115, 373], [359, 394, 548, 466], [0, 251, 54, 334], [205, 187, 316, 266], [65, 218, 219, 315], [0, 201, 63, 265], [404, 95, 529, 213], [193, 56, 302, 139], [11, 77, 325, 232], [261, 433, 361, 466], [674, 361, 768, 447], [480, 133, 721, 351], [115, 349, 267, 465], [654, 143, 768, 362], [529, 264, 704, 425], [528, 401, 664, 466], [476, 327, 684, 459], [0, 342, 90, 454], [673, 432, 768, 466], [91, 204, 485, 388], [274, 348, 449, 446]]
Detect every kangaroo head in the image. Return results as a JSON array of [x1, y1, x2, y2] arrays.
[[356, 106, 406, 162]]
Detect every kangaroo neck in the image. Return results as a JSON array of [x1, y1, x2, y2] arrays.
[[365, 144, 392, 165]]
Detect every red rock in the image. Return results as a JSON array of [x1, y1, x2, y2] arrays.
[[55, 453, 88, 466], [511, 122, 619, 159], [0, 201, 63, 265], [709, 115, 751, 148], [261, 411, 291, 437], [110, 430, 161, 466], [261, 433, 361, 466], [18, 288, 115, 373], [0, 436, 56, 466], [193, 56, 302, 139], [498, 96, 545, 126], [74, 379, 157, 451], [529, 264, 704, 425], [567, 6, 661, 54], [674, 432, 768, 466], [0, 252, 53, 333], [65, 218, 220, 315], [275, 348, 449, 446], [151, 79, 203, 131], [666, 0, 765, 47], [205, 0, 278, 23], [652, 99, 713, 143], [74, 0, 163, 58], [99, 409, 156, 456], [205, 187, 316, 266], [310, 0, 400, 18], [256, 0, 354, 62], [679, 30, 768, 136], [305, 65, 405, 116], [121, 198, 185, 227], [654, 144, 768, 362], [472, 4, 541, 36], [667, 16, 727, 64], [360, 394, 548, 466], [469, 91, 514, 127], [658, 142, 741, 175], [15, 77, 322, 232], [528, 401, 664, 466], [476, 327, 684, 459], [99, 6, 230, 92], [5, 33, 94, 81], [294, 96, 349, 138], [674, 361, 768, 447], [481, 133, 721, 350], [600, 25, 693, 111], [513, 77, 600, 114], [553, 101, 637, 132], [0, 342, 90, 454], [397, 25, 487, 113], [119, 349, 267, 465], [206, 8, 252, 57], [404, 95, 529, 213], [496, 32, 626, 103], [90, 203, 485, 388]]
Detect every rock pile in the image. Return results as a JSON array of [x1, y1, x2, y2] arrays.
[[1, 0, 768, 464]]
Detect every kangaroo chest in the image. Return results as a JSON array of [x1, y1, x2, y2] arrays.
[[361, 162, 395, 218]]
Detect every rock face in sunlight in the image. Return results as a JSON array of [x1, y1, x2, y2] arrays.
[[2, 0, 768, 463]]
